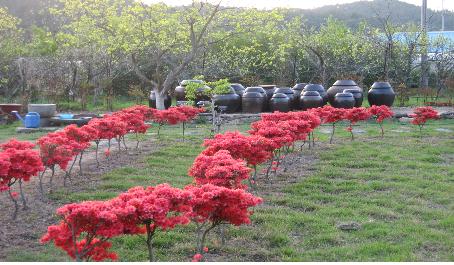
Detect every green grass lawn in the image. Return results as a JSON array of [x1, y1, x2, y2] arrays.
[[3, 118, 454, 261]]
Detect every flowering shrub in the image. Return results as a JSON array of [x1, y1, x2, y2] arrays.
[[344, 107, 372, 140], [369, 105, 394, 137], [120, 105, 157, 121], [113, 184, 192, 261], [62, 125, 92, 176], [42, 184, 193, 262], [40, 200, 123, 261], [37, 131, 80, 191], [313, 106, 346, 143], [202, 131, 275, 168], [113, 111, 150, 149], [409, 107, 440, 136], [0, 139, 43, 218], [189, 150, 250, 189], [249, 120, 294, 150], [185, 184, 263, 256]]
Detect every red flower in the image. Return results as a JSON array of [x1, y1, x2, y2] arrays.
[[369, 105, 394, 123], [192, 253, 203, 262], [203, 247, 209, 253], [202, 131, 274, 167], [189, 150, 250, 189], [409, 106, 440, 126]]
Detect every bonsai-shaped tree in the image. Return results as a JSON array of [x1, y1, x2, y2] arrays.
[[185, 76, 231, 133]]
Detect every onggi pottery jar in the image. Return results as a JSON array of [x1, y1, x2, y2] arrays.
[[259, 85, 276, 111], [343, 89, 363, 107], [149, 91, 172, 109], [245, 87, 267, 111], [333, 92, 355, 109], [300, 91, 323, 110], [270, 93, 290, 112], [292, 83, 307, 110], [274, 87, 295, 110], [231, 83, 245, 111], [242, 92, 265, 113], [303, 84, 328, 105], [230, 83, 245, 97], [327, 80, 363, 106], [368, 82, 395, 107], [213, 87, 241, 113]]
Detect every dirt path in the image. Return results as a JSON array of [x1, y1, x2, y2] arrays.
[[0, 135, 164, 260]]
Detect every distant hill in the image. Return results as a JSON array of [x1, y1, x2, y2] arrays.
[[287, 0, 454, 31], [1, 0, 453, 31]]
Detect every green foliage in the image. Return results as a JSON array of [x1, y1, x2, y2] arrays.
[[185, 77, 231, 102]]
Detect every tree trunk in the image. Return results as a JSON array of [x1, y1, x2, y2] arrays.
[[154, 87, 166, 110]]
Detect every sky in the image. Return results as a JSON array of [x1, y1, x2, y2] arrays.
[[143, 0, 454, 11]]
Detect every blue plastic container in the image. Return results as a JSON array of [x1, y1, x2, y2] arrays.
[[24, 112, 40, 128]]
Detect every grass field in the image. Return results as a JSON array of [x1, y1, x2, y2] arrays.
[[2, 118, 454, 262]]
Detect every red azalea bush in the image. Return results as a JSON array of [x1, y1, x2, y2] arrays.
[[120, 105, 157, 121], [185, 184, 263, 255], [37, 132, 81, 191], [172, 105, 205, 122], [112, 111, 150, 148], [153, 108, 187, 125], [344, 107, 372, 140], [312, 106, 346, 143], [368, 105, 394, 137], [202, 131, 275, 168], [249, 120, 294, 150], [0, 152, 11, 191], [409, 106, 440, 136], [40, 200, 123, 262], [0, 139, 43, 218], [189, 150, 250, 189], [42, 184, 193, 262]]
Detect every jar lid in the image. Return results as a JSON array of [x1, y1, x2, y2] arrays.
[[245, 87, 266, 93], [332, 80, 358, 86], [272, 93, 289, 98], [303, 84, 325, 92], [343, 89, 361, 93], [335, 92, 354, 98], [302, 91, 321, 97], [292, 83, 307, 91], [230, 83, 245, 90], [274, 87, 294, 94], [243, 92, 264, 98], [371, 82, 392, 89]]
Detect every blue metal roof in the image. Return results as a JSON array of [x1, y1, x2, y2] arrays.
[[427, 31, 454, 41]]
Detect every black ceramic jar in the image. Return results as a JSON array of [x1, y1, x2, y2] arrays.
[[269, 93, 291, 112], [292, 83, 307, 110], [368, 82, 395, 107], [149, 91, 172, 109], [343, 89, 363, 107], [333, 92, 355, 109], [230, 83, 245, 112], [242, 92, 265, 113], [300, 91, 324, 110], [327, 80, 363, 106], [274, 87, 295, 110], [213, 87, 241, 113], [259, 85, 276, 111], [245, 87, 267, 111], [303, 84, 328, 105]]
